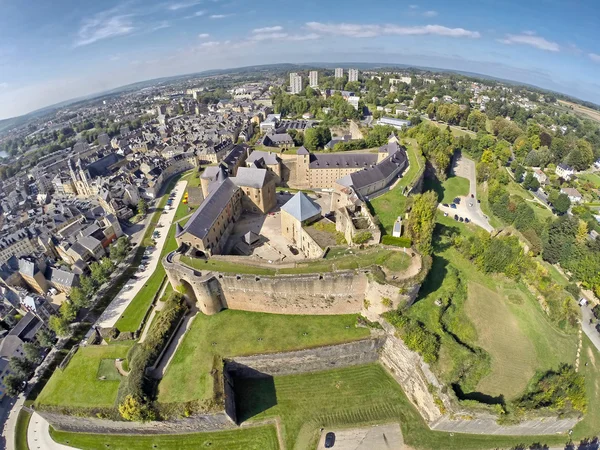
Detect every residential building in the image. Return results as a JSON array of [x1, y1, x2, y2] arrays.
[[560, 187, 583, 204], [309, 71, 318, 88], [348, 69, 359, 82], [290, 73, 302, 95], [376, 117, 412, 129], [347, 96, 360, 110], [555, 163, 575, 180], [533, 168, 548, 185], [334, 68, 344, 78]]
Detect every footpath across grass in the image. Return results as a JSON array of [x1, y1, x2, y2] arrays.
[[50, 424, 279, 450], [15, 409, 32, 450], [36, 343, 133, 408], [157, 310, 369, 404]]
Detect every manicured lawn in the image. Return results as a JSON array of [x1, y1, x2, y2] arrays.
[[425, 175, 469, 204], [181, 248, 410, 276], [97, 358, 122, 381], [36, 344, 133, 408], [422, 118, 475, 138], [15, 409, 31, 450], [157, 310, 370, 403], [50, 424, 279, 450], [235, 363, 570, 450]]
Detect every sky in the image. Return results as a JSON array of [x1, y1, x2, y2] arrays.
[[0, 0, 599, 120]]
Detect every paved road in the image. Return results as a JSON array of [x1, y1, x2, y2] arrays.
[[440, 153, 493, 232], [581, 304, 600, 353], [28, 412, 75, 450], [317, 423, 405, 450], [96, 179, 188, 328]]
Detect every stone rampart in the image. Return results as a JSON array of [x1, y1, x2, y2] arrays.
[[225, 337, 385, 377]]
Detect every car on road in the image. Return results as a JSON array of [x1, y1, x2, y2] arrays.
[[450, 203, 457, 209], [324, 432, 336, 448], [470, 193, 474, 198], [469, 202, 473, 207]]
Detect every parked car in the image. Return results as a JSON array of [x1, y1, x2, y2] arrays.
[[450, 203, 457, 209], [442, 203, 449, 207], [443, 212, 448, 217], [470, 193, 474, 198], [454, 214, 458, 220], [469, 202, 473, 207], [465, 218, 470, 223], [324, 432, 336, 448], [453, 197, 461, 204], [459, 217, 464, 222]]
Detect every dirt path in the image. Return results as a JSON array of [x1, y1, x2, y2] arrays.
[[115, 359, 129, 376]]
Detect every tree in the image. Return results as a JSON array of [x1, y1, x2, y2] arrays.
[[90, 261, 109, 286], [100, 257, 115, 274], [49, 315, 70, 337], [59, 301, 78, 322], [522, 173, 540, 191], [4, 374, 25, 396], [119, 395, 155, 421], [137, 199, 148, 216], [9, 357, 34, 378], [23, 342, 43, 363], [79, 275, 97, 297], [405, 191, 438, 255], [553, 193, 571, 215], [36, 328, 54, 348], [467, 110, 487, 132], [111, 236, 131, 263], [576, 220, 589, 243], [69, 287, 88, 309], [514, 165, 525, 182]]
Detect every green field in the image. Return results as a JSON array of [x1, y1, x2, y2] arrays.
[[158, 310, 370, 403], [578, 172, 600, 188], [425, 174, 470, 204], [422, 118, 475, 138], [181, 247, 410, 277], [51, 424, 279, 450], [15, 409, 31, 450], [36, 344, 133, 408]]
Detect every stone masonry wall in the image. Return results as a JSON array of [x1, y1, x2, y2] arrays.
[[39, 410, 235, 435], [225, 337, 385, 377]]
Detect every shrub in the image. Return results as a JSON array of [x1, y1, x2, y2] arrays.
[[118, 395, 156, 422], [353, 231, 372, 244], [381, 297, 393, 308], [382, 235, 412, 247], [384, 310, 440, 364]]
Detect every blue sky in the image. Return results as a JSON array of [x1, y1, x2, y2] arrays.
[[0, 0, 599, 119]]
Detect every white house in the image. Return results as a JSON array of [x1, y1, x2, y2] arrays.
[[560, 187, 582, 204], [533, 168, 548, 185], [555, 163, 575, 180]]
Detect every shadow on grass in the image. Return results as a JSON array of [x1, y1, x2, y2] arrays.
[[423, 175, 445, 203], [231, 368, 277, 423], [413, 255, 449, 303], [452, 383, 505, 406]]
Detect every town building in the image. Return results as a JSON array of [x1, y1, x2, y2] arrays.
[[555, 163, 575, 180], [348, 69, 359, 82], [309, 71, 318, 88], [533, 168, 548, 185], [334, 68, 344, 78], [560, 187, 583, 204], [290, 73, 302, 95]]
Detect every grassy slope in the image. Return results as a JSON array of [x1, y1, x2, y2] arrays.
[[578, 172, 600, 188], [424, 175, 470, 204], [50, 424, 279, 450], [368, 139, 423, 235], [15, 409, 32, 450], [157, 310, 369, 404], [409, 214, 577, 400], [36, 344, 133, 408], [114, 172, 197, 332]]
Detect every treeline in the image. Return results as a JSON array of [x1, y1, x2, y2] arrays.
[[272, 87, 360, 122], [332, 125, 397, 152], [404, 122, 456, 178]]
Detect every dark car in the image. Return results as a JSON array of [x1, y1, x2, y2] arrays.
[[453, 197, 461, 204], [450, 203, 457, 209], [325, 432, 336, 448], [596, 323, 600, 334], [459, 217, 464, 222], [454, 214, 458, 220], [465, 218, 470, 223], [442, 203, 449, 207], [470, 193, 474, 198]]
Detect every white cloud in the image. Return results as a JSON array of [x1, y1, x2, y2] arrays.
[[250, 32, 289, 41], [288, 33, 320, 41], [0, 82, 8, 90], [199, 40, 221, 47], [168, 1, 203, 11], [590, 53, 600, 63], [252, 26, 283, 33], [498, 33, 560, 52], [185, 10, 206, 18], [75, 9, 135, 47], [210, 14, 231, 19], [305, 22, 480, 39], [409, 4, 418, 9], [423, 10, 438, 17], [198, 33, 210, 38], [151, 21, 171, 31]]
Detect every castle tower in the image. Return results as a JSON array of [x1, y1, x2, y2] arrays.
[[296, 146, 310, 187]]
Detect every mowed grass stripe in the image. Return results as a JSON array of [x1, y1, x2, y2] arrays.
[[50, 424, 279, 450]]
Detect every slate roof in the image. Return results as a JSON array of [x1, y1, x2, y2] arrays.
[[9, 312, 42, 342], [18, 258, 38, 277], [231, 167, 267, 189], [0, 335, 23, 358], [247, 150, 279, 166], [178, 178, 239, 240], [296, 146, 310, 155], [45, 267, 78, 288], [309, 153, 378, 169], [281, 192, 321, 222]]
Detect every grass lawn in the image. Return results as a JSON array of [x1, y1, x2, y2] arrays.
[[50, 424, 279, 450], [97, 359, 122, 381], [476, 182, 503, 229], [368, 139, 424, 235], [422, 118, 475, 138], [181, 247, 410, 277], [425, 175, 470, 204], [157, 310, 369, 404], [15, 409, 31, 450], [36, 344, 133, 408], [234, 363, 570, 450], [578, 172, 600, 188]]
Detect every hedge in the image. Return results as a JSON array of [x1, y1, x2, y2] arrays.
[[382, 235, 412, 248]]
